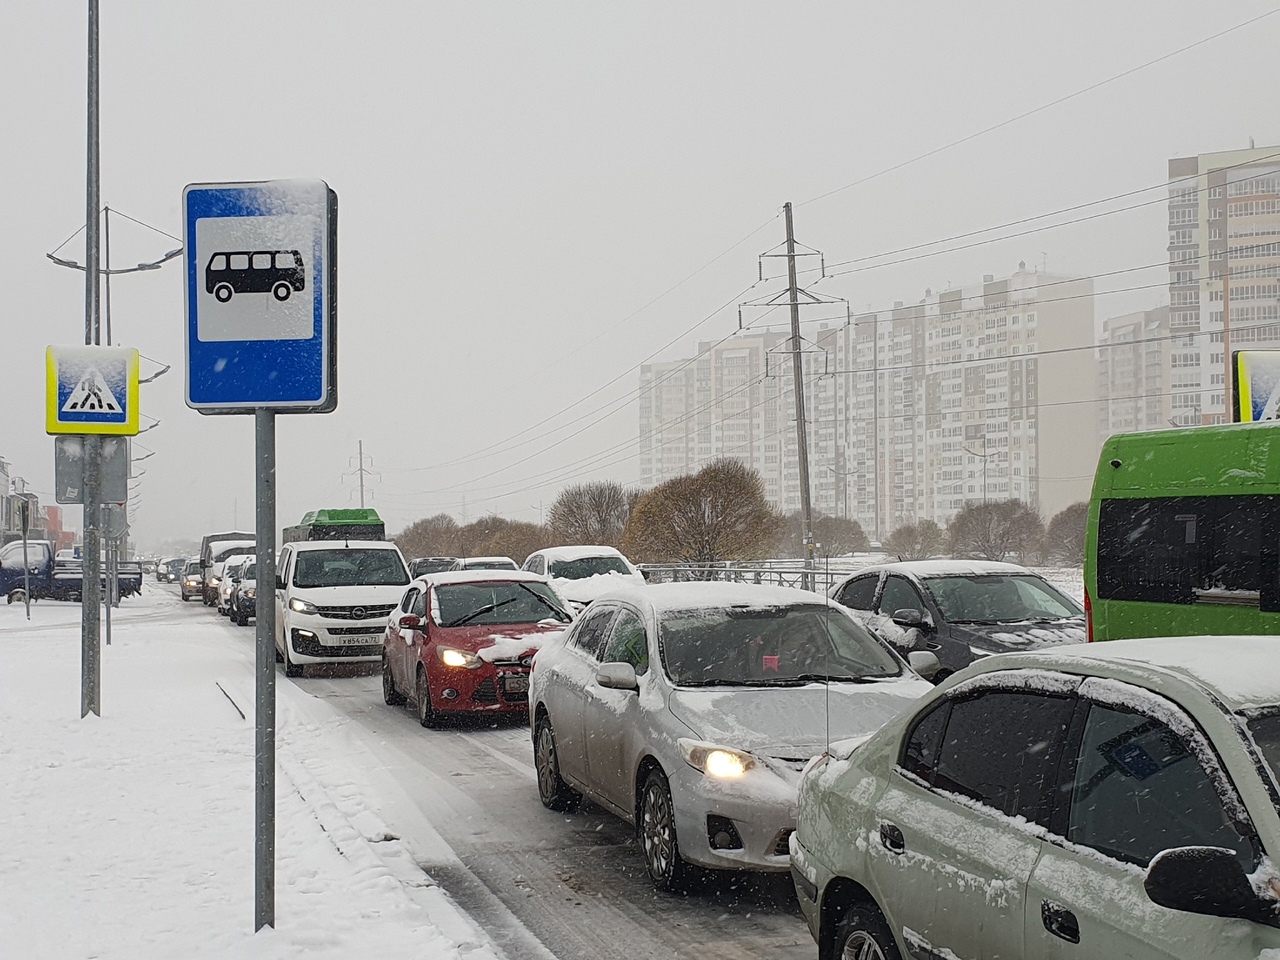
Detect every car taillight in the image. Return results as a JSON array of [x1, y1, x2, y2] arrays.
[[1084, 588, 1094, 642]]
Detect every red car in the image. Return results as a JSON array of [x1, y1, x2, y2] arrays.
[[381, 570, 573, 726]]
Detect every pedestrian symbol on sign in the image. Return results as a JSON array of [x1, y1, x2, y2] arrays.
[[62, 369, 122, 414]]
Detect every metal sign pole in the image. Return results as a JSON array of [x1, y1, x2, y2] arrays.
[[103, 523, 112, 647], [82, 436, 101, 717], [254, 407, 276, 930]]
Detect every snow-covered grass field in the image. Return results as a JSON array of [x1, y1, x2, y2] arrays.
[[0, 587, 497, 959]]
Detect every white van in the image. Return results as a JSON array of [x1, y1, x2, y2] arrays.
[[274, 540, 410, 678]]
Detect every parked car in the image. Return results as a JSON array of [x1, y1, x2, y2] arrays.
[[217, 556, 252, 616], [448, 556, 518, 572], [409, 557, 457, 578], [229, 561, 258, 625], [828, 560, 1085, 680], [791, 635, 1280, 960], [382, 570, 574, 725], [179, 560, 203, 601], [522, 545, 645, 608], [274, 539, 411, 678], [529, 581, 936, 891]]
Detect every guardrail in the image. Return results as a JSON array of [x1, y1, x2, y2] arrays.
[[637, 563, 851, 595]]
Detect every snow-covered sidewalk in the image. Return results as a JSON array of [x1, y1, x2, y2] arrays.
[[0, 588, 500, 959]]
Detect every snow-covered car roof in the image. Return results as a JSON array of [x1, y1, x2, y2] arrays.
[[966, 635, 1280, 712], [837, 559, 1035, 581], [579, 580, 836, 614], [456, 556, 517, 566], [532, 545, 634, 564], [288, 539, 399, 552], [416, 569, 550, 588]]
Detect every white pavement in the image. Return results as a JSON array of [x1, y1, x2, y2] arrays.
[[0, 586, 504, 960]]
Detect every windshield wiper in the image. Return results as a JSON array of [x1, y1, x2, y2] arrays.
[[516, 583, 571, 622], [445, 596, 520, 628]]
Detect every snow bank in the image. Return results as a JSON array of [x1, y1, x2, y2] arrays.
[[0, 588, 500, 960]]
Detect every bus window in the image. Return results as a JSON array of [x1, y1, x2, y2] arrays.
[[1096, 495, 1278, 610], [252, 252, 271, 269]]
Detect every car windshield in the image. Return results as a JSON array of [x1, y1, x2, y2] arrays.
[[658, 603, 902, 686], [1246, 712, 1280, 791], [184, 563, 200, 575], [549, 556, 631, 579], [292, 549, 409, 588], [923, 574, 1083, 623], [434, 581, 572, 627], [241, 563, 256, 580], [213, 544, 253, 563]]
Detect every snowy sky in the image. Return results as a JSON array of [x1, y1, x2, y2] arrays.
[[2, 1, 1278, 551]]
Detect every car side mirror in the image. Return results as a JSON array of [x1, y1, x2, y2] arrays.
[[398, 614, 421, 629], [891, 607, 930, 629], [907, 651, 941, 681], [597, 662, 639, 691], [275, 576, 286, 590], [1144, 846, 1269, 921]]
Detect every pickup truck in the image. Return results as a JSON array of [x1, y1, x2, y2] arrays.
[[0, 539, 143, 603]]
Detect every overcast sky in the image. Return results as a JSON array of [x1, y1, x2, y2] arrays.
[[2, 1, 1278, 552]]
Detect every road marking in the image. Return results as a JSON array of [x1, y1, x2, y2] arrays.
[[459, 731, 538, 782]]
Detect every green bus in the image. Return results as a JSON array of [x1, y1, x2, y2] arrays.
[[1085, 422, 1280, 641], [282, 508, 385, 544]]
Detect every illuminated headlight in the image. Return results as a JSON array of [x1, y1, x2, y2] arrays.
[[678, 739, 755, 778], [210, 577, 222, 586], [437, 646, 481, 669], [289, 597, 319, 615], [244, 589, 256, 599], [185, 578, 199, 586]]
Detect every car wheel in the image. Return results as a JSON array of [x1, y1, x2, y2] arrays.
[[382, 652, 406, 706], [283, 644, 303, 678], [273, 282, 291, 301], [214, 283, 233, 302], [831, 902, 901, 960], [534, 717, 581, 812], [639, 768, 692, 892], [415, 667, 440, 728]]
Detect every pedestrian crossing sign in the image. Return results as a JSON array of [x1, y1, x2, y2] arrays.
[[46, 345, 140, 435]]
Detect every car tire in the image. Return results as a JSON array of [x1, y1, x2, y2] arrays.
[[415, 667, 440, 728], [382, 653, 406, 706], [831, 902, 902, 960], [534, 717, 581, 812], [283, 644, 303, 678], [639, 768, 693, 892]]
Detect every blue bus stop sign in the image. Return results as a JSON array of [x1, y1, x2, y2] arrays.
[[184, 180, 337, 413]]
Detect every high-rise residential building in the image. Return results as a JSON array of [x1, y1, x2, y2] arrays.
[[1168, 145, 1280, 424], [1097, 306, 1171, 440], [638, 263, 1098, 537]]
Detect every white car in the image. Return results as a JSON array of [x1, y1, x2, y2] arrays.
[[217, 556, 252, 616], [792, 636, 1280, 960], [522, 545, 645, 608], [529, 581, 936, 890], [274, 540, 411, 678]]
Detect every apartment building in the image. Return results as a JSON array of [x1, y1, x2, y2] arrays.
[[1168, 145, 1280, 423], [1097, 307, 1171, 439], [638, 263, 1098, 537]]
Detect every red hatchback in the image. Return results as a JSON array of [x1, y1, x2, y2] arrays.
[[381, 571, 573, 726]]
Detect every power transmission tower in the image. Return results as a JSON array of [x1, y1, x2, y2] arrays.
[[344, 441, 379, 508], [740, 204, 849, 584]]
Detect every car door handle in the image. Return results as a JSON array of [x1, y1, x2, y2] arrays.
[[1041, 900, 1080, 944], [879, 822, 905, 855]]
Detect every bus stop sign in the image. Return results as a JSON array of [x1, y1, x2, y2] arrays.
[[183, 179, 337, 414]]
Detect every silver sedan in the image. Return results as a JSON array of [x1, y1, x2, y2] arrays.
[[528, 581, 935, 890]]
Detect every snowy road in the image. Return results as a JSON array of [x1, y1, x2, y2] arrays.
[[184, 586, 814, 960]]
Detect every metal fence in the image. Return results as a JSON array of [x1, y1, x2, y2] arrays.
[[637, 563, 852, 595]]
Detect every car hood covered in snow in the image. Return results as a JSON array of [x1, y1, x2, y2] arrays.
[[957, 618, 1086, 655], [665, 678, 930, 759], [549, 572, 646, 604], [434, 622, 568, 662]]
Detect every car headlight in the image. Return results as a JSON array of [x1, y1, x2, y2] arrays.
[[678, 738, 755, 778], [289, 597, 318, 614], [437, 646, 481, 669], [210, 577, 222, 585], [244, 589, 256, 599]]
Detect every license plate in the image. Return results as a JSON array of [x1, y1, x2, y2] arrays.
[[501, 675, 529, 694], [327, 635, 380, 646]]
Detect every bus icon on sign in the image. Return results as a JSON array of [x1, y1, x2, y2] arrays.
[[206, 250, 305, 303]]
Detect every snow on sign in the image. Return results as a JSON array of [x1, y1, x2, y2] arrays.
[[45, 345, 140, 436], [184, 179, 338, 413]]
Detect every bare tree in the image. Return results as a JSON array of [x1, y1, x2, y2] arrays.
[[547, 480, 635, 547], [946, 500, 1044, 562], [780, 511, 870, 558], [1044, 501, 1088, 565], [394, 513, 461, 559], [457, 515, 547, 564], [622, 459, 785, 564], [882, 519, 945, 560]]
